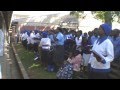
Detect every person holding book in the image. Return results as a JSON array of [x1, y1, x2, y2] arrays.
[[88, 23, 114, 79]]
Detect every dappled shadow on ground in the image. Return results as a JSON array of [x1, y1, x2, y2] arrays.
[[14, 43, 56, 79]]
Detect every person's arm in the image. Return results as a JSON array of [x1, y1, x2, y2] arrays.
[[53, 34, 58, 41], [39, 39, 43, 47], [69, 54, 81, 64], [92, 51, 102, 62], [49, 39, 51, 46], [101, 41, 114, 63], [93, 41, 114, 64], [27, 37, 29, 44]]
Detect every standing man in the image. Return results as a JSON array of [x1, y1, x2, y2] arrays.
[[53, 27, 65, 71]]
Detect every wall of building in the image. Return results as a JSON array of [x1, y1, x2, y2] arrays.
[[0, 11, 8, 56]]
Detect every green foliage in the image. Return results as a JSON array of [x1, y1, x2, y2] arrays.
[[92, 11, 120, 23], [70, 11, 120, 24], [112, 11, 120, 22], [92, 11, 106, 22], [15, 43, 56, 79]]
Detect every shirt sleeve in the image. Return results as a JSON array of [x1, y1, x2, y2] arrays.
[[88, 53, 94, 64], [48, 39, 51, 46], [102, 40, 114, 63]]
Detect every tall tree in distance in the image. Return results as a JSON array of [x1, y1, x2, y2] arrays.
[[92, 11, 120, 26]]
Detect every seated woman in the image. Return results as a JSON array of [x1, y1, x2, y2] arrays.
[[56, 50, 82, 79], [67, 50, 82, 79]]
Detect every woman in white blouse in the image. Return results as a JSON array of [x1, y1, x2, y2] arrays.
[[88, 23, 114, 79], [39, 32, 51, 68]]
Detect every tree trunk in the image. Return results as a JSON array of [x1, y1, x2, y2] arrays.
[[104, 11, 112, 27]]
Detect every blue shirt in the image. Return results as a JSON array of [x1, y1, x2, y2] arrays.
[[88, 36, 92, 46], [113, 36, 120, 59], [108, 36, 113, 43], [91, 35, 99, 45], [49, 34, 54, 43], [64, 35, 68, 41], [56, 32, 64, 45]]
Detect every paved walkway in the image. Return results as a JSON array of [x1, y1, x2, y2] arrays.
[[0, 43, 22, 79]]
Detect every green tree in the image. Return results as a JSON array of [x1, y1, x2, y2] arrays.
[[92, 11, 120, 26], [70, 11, 86, 30]]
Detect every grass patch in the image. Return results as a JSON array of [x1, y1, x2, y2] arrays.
[[14, 43, 56, 79]]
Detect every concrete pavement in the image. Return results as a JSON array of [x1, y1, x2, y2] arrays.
[[0, 42, 22, 79]]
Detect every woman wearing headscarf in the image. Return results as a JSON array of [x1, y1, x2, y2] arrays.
[[88, 23, 114, 79], [39, 31, 51, 68]]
